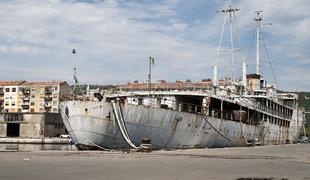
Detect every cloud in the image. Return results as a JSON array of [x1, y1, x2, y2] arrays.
[[0, 0, 309, 91]]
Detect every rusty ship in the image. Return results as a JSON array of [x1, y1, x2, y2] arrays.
[[59, 7, 305, 150]]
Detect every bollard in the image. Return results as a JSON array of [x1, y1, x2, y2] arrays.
[[140, 138, 152, 152]]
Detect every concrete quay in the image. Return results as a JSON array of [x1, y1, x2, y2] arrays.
[[0, 137, 69, 144], [0, 144, 309, 180]]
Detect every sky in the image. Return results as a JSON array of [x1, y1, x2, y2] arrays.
[[0, 0, 309, 91]]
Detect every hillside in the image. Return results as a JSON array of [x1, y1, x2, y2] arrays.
[[297, 92, 310, 136]]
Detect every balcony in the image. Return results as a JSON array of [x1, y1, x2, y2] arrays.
[[22, 101, 30, 105], [22, 104, 29, 110], [44, 88, 52, 94], [44, 103, 52, 108], [23, 89, 31, 94], [44, 97, 53, 101]]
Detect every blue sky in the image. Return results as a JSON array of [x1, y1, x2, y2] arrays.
[[0, 0, 309, 91]]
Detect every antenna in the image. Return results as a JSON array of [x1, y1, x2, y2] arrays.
[[216, 5, 240, 82]]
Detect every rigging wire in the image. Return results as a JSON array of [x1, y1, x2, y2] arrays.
[[233, 11, 243, 71], [261, 31, 277, 85], [244, 32, 256, 65]]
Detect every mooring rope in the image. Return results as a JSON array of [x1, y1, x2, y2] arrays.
[[111, 99, 138, 149], [201, 114, 238, 144]]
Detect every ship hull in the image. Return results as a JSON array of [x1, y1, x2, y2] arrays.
[[60, 100, 292, 150]]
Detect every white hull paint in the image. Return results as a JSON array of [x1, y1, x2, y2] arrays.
[[60, 99, 300, 150]]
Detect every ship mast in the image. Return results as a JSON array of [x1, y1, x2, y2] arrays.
[[72, 49, 79, 100], [216, 5, 239, 82], [148, 56, 155, 92], [254, 11, 262, 75]]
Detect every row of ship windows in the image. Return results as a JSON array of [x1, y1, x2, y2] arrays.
[[264, 115, 290, 127], [256, 101, 293, 116]]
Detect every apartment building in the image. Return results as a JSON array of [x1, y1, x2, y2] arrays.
[[0, 81, 71, 113], [0, 81, 72, 138], [0, 81, 25, 113], [19, 81, 71, 113]]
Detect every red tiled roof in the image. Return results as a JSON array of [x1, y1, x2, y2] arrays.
[[22, 81, 65, 86], [0, 80, 26, 86], [0, 80, 66, 86]]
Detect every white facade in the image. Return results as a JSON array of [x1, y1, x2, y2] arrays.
[[3, 86, 19, 112]]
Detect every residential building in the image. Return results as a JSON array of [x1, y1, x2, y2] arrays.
[[18, 81, 71, 113], [0, 81, 25, 113], [0, 81, 72, 138], [0, 81, 71, 113]]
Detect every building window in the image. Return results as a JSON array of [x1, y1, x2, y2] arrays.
[[53, 101, 57, 105], [4, 113, 23, 122], [11, 102, 15, 106], [12, 88, 16, 92], [30, 102, 35, 106], [5, 88, 10, 92]]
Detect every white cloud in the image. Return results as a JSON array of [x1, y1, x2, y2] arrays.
[[0, 0, 308, 91]]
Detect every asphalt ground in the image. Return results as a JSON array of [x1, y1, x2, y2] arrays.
[[0, 144, 309, 180]]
